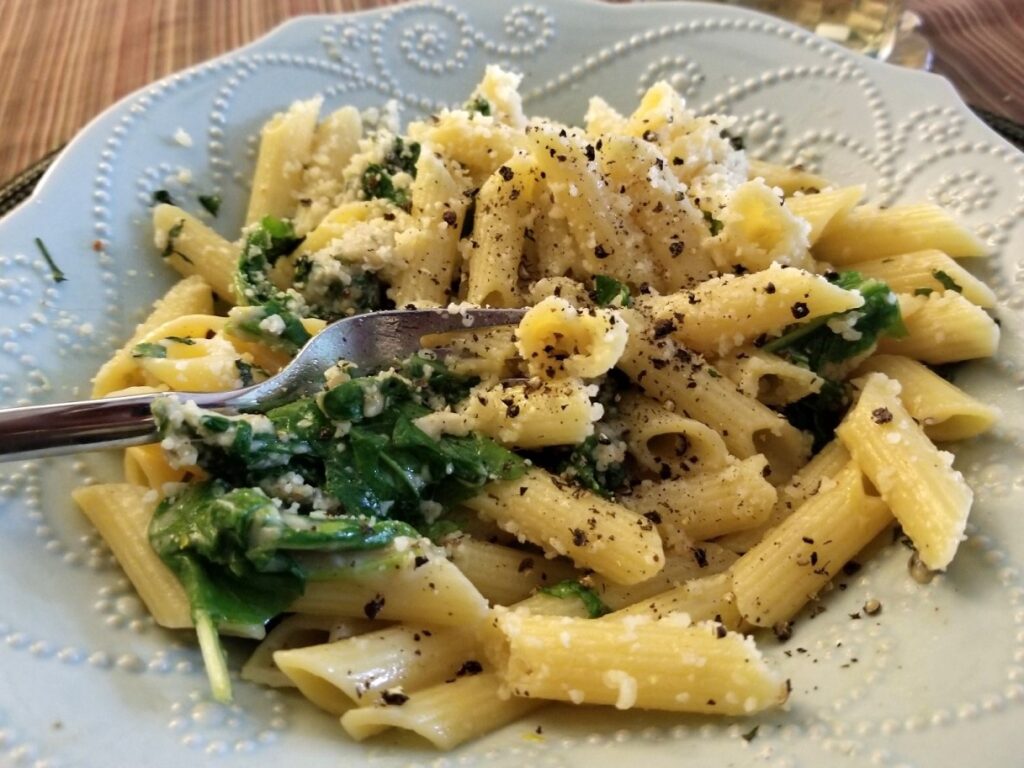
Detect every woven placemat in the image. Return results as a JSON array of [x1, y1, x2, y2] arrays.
[[1, 109, 1022, 219]]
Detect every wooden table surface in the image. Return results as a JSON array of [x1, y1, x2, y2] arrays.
[[0, 0, 1021, 181]]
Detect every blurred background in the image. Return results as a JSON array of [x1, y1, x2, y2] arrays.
[[0, 0, 1020, 182]]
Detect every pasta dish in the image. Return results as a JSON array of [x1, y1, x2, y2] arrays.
[[71, 66, 998, 749]]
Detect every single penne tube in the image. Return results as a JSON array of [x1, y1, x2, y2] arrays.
[[608, 392, 732, 478], [72, 483, 264, 639], [415, 378, 601, 450], [526, 192, 584, 279], [617, 307, 811, 481], [731, 463, 893, 627], [153, 204, 239, 302], [391, 150, 470, 307], [464, 152, 539, 307], [855, 354, 997, 441], [836, 373, 973, 570], [813, 203, 988, 263], [644, 265, 864, 356], [340, 671, 543, 750], [123, 444, 195, 489], [596, 134, 717, 290], [591, 544, 739, 611], [420, 325, 519, 379], [291, 543, 489, 627], [784, 185, 865, 244], [622, 456, 777, 546], [445, 536, 579, 606], [716, 439, 851, 553], [92, 275, 214, 396], [716, 180, 815, 273], [408, 111, 522, 184], [748, 159, 829, 196], [246, 96, 321, 225], [72, 484, 192, 629], [852, 250, 996, 308], [292, 200, 388, 259], [493, 612, 788, 714], [714, 347, 825, 406], [241, 615, 376, 688], [525, 122, 654, 286], [463, 467, 665, 586], [515, 296, 628, 379], [610, 571, 743, 629], [293, 105, 363, 235], [876, 292, 999, 364], [275, 624, 480, 714]]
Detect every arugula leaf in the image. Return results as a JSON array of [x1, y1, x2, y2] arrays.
[[539, 580, 611, 618], [702, 209, 724, 237], [149, 481, 415, 701], [198, 194, 222, 217], [557, 434, 627, 498], [235, 216, 304, 306], [226, 299, 311, 353], [400, 354, 479, 407], [782, 379, 850, 452], [592, 275, 633, 307], [293, 257, 386, 320], [763, 272, 906, 375], [154, 358, 520, 524], [323, 398, 526, 522], [132, 342, 167, 359], [932, 269, 963, 293]]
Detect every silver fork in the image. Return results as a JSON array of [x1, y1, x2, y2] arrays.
[[0, 308, 526, 461]]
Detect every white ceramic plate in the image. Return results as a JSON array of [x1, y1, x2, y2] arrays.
[[0, 2, 1022, 766]]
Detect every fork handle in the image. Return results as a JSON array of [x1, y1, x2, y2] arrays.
[[0, 391, 230, 461]]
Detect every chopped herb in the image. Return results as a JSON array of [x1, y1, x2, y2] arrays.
[[161, 219, 189, 262], [741, 725, 760, 742], [235, 359, 256, 387], [464, 96, 491, 116], [33, 238, 67, 283], [152, 189, 174, 206], [702, 209, 724, 236], [556, 434, 627, 498], [163, 336, 196, 345], [932, 269, 962, 293], [913, 287, 933, 297], [539, 580, 610, 618], [131, 342, 167, 359], [591, 275, 633, 308], [782, 379, 850, 452], [198, 194, 222, 217], [764, 272, 906, 377], [226, 300, 312, 354], [360, 137, 420, 210]]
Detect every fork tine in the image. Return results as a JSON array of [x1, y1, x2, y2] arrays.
[[340, 309, 526, 371]]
